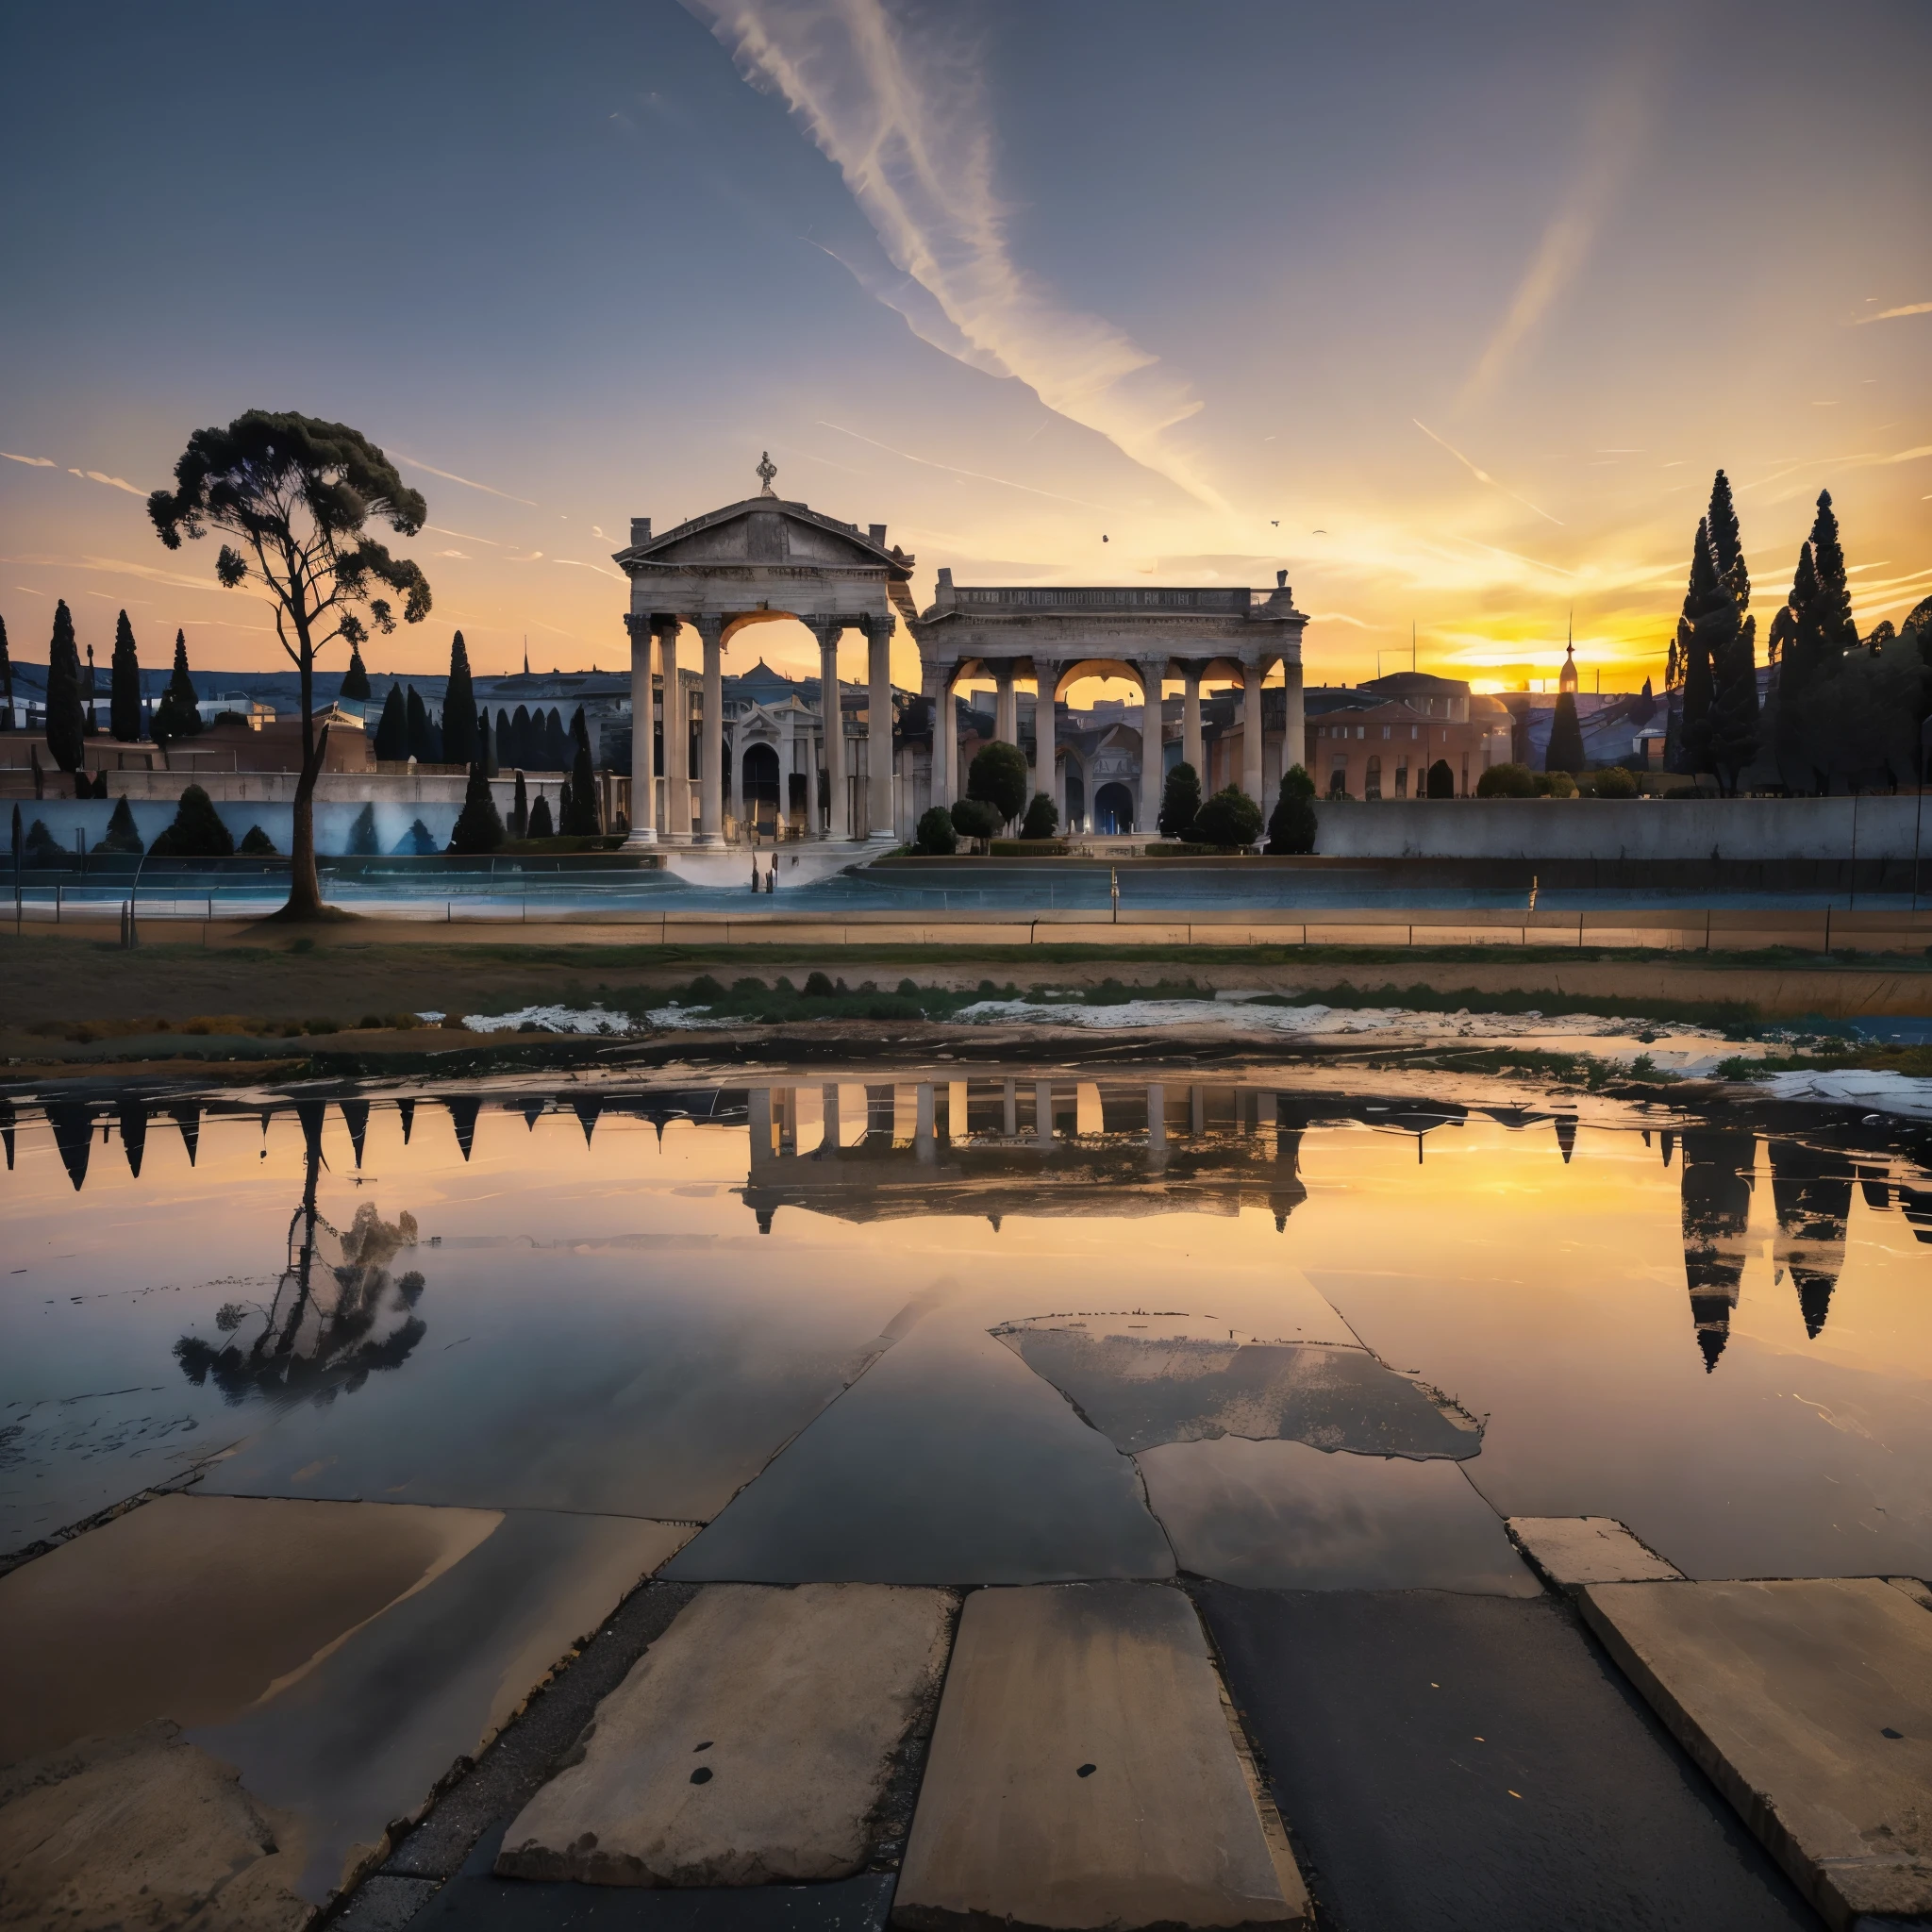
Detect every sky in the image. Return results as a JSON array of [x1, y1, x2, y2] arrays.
[[2, 0, 1927, 698]]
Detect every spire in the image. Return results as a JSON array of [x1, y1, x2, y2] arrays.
[[1558, 611, 1578, 694]]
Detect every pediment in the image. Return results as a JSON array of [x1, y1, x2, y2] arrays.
[[615, 498, 910, 576]]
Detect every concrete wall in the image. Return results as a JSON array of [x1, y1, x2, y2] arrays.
[[1310, 795, 1931, 861]]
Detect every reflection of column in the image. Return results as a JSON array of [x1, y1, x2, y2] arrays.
[[1183, 664, 1204, 778], [817, 622, 846, 839], [867, 621, 892, 840], [1241, 660, 1265, 805], [1139, 661, 1164, 835], [1003, 1079, 1018, 1139], [660, 623, 688, 843], [776, 1088, 796, 1156], [1147, 1083, 1167, 1159], [1191, 1085, 1205, 1138], [749, 1087, 772, 1165], [1034, 1080, 1053, 1150], [820, 1083, 840, 1154], [695, 614, 726, 847], [866, 1084, 893, 1141], [915, 1083, 936, 1163], [995, 662, 1017, 744], [624, 616, 658, 846]]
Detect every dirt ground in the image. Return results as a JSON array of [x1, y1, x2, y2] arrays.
[[3, 923, 1925, 1043]]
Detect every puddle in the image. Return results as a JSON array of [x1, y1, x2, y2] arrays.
[[993, 1314, 1480, 1458]]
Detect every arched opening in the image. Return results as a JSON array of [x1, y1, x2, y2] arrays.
[[1364, 754, 1383, 802], [1094, 781, 1136, 834], [741, 742, 781, 836]]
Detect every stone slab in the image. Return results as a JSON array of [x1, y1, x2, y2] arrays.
[[893, 1581, 1307, 1930], [1886, 1575, 1932, 1613], [1507, 1516, 1686, 1590], [1579, 1577, 1932, 1929], [424, 1822, 895, 1928], [191, 1508, 693, 1906], [1196, 1583, 1816, 1930], [1138, 1437, 1540, 1595], [0, 1492, 502, 1767], [497, 1583, 953, 1887], [0, 1720, 313, 1932]]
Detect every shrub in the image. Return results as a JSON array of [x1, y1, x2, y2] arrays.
[[344, 802, 379, 855], [392, 818, 439, 855], [967, 740, 1029, 825], [150, 784, 235, 857], [92, 796, 144, 855], [1019, 791, 1059, 840], [1425, 758, 1456, 798], [1157, 761, 1202, 840], [803, 971, 836, 996], [1266, 765, 1317, 854], [25, 818, 63, 862], [949, 797, 1001, 844], [1475, 761, 1536, 798], [913, 805, 958, 856], [1591, 764, 1639, 799], [1534, 771, 1577, 798], [526, 794, 555, 840], [238, 824, 278, 854], [1192, 787, 1264, 848]]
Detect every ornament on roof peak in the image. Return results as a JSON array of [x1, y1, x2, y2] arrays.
[[756, 451, 776, 498]]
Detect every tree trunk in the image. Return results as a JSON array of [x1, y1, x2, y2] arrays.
[[278, 721, 331, 918]]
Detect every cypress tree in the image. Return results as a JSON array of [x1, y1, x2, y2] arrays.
[[238, 824, 278, 854], [478, 708, 496, 777], [0, 612, 12, 729], [374, 683, 408, 759], [1774, 493, 1859, 792], [1704, 471, 1759, 794], [569, 703, 590, 754], [509, 770, 529, 839], [441, 632, 477, 765], [153, 630, 202, 742], [1158, 760, 1202, 839], [109, 609, 142, 741], [1807, 490, 1857, 654], [447, 763, 505, 853], [1425, 758, 1456, 798], [1672, 520, 1721, 778], [562, 731, 600, 835], [346, 802, 379, 854], [339, 645, 371, 701], [406, 685, 433, 761], [542, 708, 569, 770], [85, 646, 101, 735], [527, 792, 555, 839], [44, 600, 86, 773], [498, 707, 514, 765], [1546, 691, 1586, 774]]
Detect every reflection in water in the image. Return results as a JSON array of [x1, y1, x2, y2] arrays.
[[1770, 1141, 1854, 1339], [1679, 1132, 1755, 1373], [174, 1103, 426, 1406]]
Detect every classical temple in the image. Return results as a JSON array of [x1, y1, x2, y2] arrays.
[[612, 459, 1308, 846]]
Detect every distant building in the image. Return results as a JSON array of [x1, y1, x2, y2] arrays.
[[1304, 673, 1512, 798]]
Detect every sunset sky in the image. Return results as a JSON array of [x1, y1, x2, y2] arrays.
[[2, 0, 1927, 696]]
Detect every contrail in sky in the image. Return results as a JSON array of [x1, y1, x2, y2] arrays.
[[1413, 420, 1565, 526], [685, 0, 1227, 511], [816, 421, 1115, 511]]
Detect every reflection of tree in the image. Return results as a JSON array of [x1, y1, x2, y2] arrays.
[[1770, 1140, 1853, 1339], [1681, 1131, 1755, 1372], [174, 1106, 427, 1405]]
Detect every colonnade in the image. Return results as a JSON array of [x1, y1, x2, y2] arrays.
[[927, 655, 1301, 834], [624, 612, 894, 847]]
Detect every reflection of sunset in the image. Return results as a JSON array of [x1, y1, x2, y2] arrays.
[[5, 1081, 1931, 1586]]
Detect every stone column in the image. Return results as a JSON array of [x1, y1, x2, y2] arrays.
[[915, 1082, 936, 1163], [1003, 1079, 1018, 1138], [1034, 1080, 1054, 1150], [995, 662, 1017, 744], [1036, 661, 1060, 824], [1241, 659, 1265, 807], [693, 614, 726, 847], [1183, 664, 1205, 778], [867, 619, 892, 841], [1139, 661, 1165, 836], [1147, 1083, 1167, 1159], [820, 1083, 841, 1153], [659, 621, 687, 843], [814, 621, 846, 839], [1280, 655, 1305, 788], [623, 615, 658, 847], [936, 667, 959, 808]]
